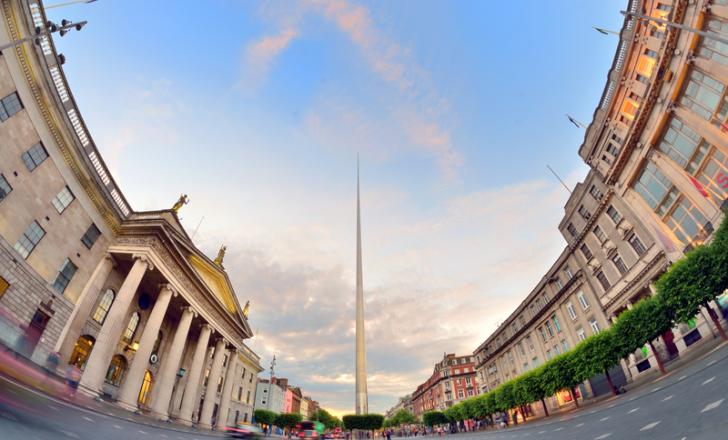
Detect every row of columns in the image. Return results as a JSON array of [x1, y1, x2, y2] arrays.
[[56, 254, 240, 429]]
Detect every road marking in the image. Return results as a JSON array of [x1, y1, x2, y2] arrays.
[[553, 427, 563, 431], [701, 398, 724, 413], [702, 376, 715, 386], [575, 423, 584, 427], [538, 430, 546, 434], [48, 405, 60, 411], [707, 359, 717, 366], [639, 421, 661, 431], [82, 416, 93, 422], [594, 434, 612, 440], [60, 430, 79, 439], [628, 407, 639, 414], [160, 435, 167, 438], [138, 431, 148, 435], [651, 387, 661, 392], [678, 375, 687, 381], [113, 425, 122, 430], [589, 410, 597, 414], [607, 404, 615, 408], [599, 416, 610, 421], [662, 395, 673, 402]]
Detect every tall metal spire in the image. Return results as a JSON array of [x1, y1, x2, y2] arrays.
[[355, 155, 369, 414]]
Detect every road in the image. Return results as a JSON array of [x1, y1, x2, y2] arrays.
[[1, 343, 727, 439]]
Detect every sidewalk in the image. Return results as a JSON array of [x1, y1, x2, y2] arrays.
[[0, 345, 229, 437]]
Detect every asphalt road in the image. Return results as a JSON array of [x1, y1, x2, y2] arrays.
[[1, 343, 727, 439]]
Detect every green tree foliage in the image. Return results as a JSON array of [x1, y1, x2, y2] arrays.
[[254, 409, 278, 426], [388, 409, 417, 426], [571, 330, 620, 382], [494, 381, 517, 412], [342, 414, 384, 431], [512, 370, 545, 407], [312, 409, 342, 429], [612, 297, 673, 359], [275, 413, 303, 430], [422, 411, 448, 427], [538, 353, 578, 397]]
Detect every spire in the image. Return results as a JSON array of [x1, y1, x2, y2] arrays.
[[355, 154, 369, 414]]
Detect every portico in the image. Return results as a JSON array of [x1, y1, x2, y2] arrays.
[[55, 209, 253, 428]]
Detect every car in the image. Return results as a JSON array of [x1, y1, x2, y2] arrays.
[[226, 423, 264, 439], [296, 421, 320, 439]]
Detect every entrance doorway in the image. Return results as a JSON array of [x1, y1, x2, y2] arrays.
[[662, 329, 679, 360], [21, 309, 51, 357], [69, 335, 95, 369], [138, 370, 153, 406]]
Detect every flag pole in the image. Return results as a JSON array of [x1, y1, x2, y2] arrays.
[[547, 165, 572, 194]]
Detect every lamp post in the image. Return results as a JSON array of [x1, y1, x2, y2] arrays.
[[267, 355, 276, 411], [621, 9, 728, 46], [0, 19, 86, 52]]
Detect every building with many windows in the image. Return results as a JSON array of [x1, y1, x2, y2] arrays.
[[0, 0, 261, 430], [473, 0, 728, 412], [411, 353, 478, 417]]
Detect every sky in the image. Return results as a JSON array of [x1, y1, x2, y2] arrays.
[[47, 0, 626, 416]]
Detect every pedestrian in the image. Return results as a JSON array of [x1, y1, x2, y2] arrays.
[[65, 363, 81, 396]]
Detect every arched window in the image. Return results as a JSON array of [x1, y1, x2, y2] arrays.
[[138, 370, 153, 406], [122, 312, 140, 343], [92, 289, 115, 324], [69, 335, 95, 369], [105, 354, 127, 386]]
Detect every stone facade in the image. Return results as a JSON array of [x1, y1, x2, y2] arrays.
[[411, 353, 478, 417]]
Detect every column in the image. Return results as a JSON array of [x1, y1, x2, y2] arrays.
[[150, 306, 195, 420], [117, 284, 175, 410], [215, 350, 238, 430], [79, 255, 151, 395], [199, 338, 227, 429], [177, 324, 213, 426], [55, 254, 115, 364]]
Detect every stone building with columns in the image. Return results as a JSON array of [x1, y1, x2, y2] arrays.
[[0, 0, 261, 430]]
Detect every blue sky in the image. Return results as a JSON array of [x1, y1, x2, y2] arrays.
[[48, 0, 626, 416]]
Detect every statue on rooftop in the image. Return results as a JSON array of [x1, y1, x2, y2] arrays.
[[172, 194, 189, 213]]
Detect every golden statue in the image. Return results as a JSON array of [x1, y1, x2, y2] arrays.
[[242, 300, 250, 317], [214, 245, 227, 266], [171, 194, 189, 213]]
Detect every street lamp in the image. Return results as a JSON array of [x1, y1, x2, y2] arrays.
[[621, 9, 728, 46], [45, 0, 97, 9], [593, 26, 620, 36], [267, 354, 276, 411], [0, 19, 86, 52]]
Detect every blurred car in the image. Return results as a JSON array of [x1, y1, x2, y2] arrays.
[[226, 423, 263, 438], [297, 421, 319, 439]]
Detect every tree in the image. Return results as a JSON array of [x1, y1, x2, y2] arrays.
[[390, 409, 416, 426], [342, 414, 384, 431], [612, 297, 673, 374], [276, 413, 303, 432], [513, 369, 546, 418], [538, 353, 580, 406], [312, 409, 341, 430], [572, 330, 621, 395], [254, 409, 278, 427], [494, 381, 517, 413], [657, 244, 728, 340], [422, 411, 448, 427]]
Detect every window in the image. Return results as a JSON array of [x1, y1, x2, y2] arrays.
[[578, 205, 591, 220], [122, 312, 140, 343], [552, 314, 562, 333], [576, 327, 587, 342], [644, 49, 658, 59], [698, 18, 728, 66], [465, 377, 472, 385], [589, 318, 601, 334], [468, 389, 474, 397], [51, 186, 75, 213], [246, 390, 251, 404], [532, 357, 540, 367], [0, 275, 8, 299], [596, 270, 611, 290], [546, 349, 552, 360], [561, 339, 569, 352], [611, 253, 628, 275], [554, 344, 561, 355], [105, 354, 127, 386], [566, 302, 577, 320], [21, 143, 48, 172], [538, 327, 547, 343], [458, 390, 464, 399], [606, 205, 622, 224], [526, 335, 535, 352], [237, 386, 243, 401], [553, 276, 563, 290], [606, 142, 620, 157], [580, 243, 593, 260], [52, 258, 77, 294], [14, 220, 45, 259], [0, 174, 12, 203], [588, 184, 603, 201], [0, 92, 23, 121], [593, 225, 607, 243], [545, 321, 554, 338], [81, 223, 102, 249], [680, 69, 727, 125], [577, 291, 590, 310], [567, 222, 578, 237], [634, 162, 708, 244], [517, 342, 525, 356], [628, 232, 647, 256], [563, 266, 573, 280], [93, 289, 115, 324], [636, 73, 651, 85], [658, 117, 728, 201]]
